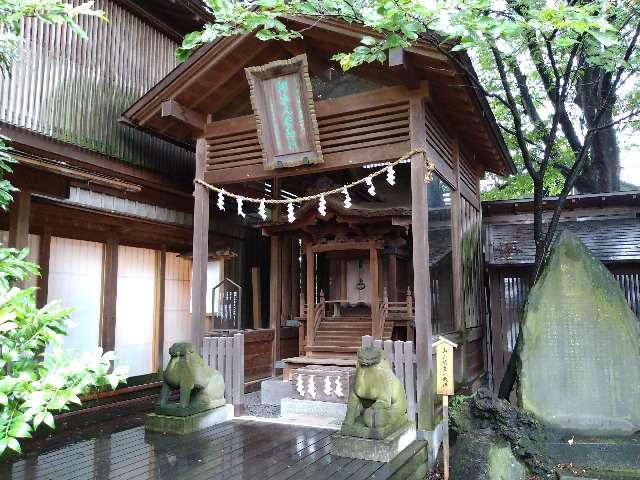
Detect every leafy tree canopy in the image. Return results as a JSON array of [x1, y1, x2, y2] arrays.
[[179, 0, 639, 265]]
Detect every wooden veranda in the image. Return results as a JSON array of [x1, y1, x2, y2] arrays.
[[0, 418, 428, 480]]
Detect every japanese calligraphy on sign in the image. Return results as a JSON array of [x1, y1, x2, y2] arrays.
[[434, 336, 458, 396], [245, 54, 323, 170]]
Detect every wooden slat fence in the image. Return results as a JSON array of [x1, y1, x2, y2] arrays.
[[488, 264, 640, 391], [362, 335, 417, 424], [202, 333, 244, 412]]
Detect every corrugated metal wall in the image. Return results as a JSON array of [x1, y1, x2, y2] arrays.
[[0, 0, 194, 180]]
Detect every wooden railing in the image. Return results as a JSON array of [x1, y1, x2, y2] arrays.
[[202, 333, 244, 414], [297, 287, 416, 342]]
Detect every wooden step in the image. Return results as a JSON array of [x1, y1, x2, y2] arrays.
[[305, 345, 360, 354]]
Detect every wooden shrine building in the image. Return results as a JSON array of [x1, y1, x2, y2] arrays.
[[122, 17, 516, 431]]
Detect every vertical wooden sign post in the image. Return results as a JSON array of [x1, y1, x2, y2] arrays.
[[433, 336, 458, 480]]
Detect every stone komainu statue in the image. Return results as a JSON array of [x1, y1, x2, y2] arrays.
[[341, 346, 409, 439], [157, 342, 225, 417]]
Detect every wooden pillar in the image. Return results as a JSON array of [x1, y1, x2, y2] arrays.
[[36, 228, 51, 308], [269, 235, 282, 373], [252, 267, 261, 329], [306, 244, 315, 351], [369, 245, 380, 338], [410, 92, 435, 431], [8, 189, 31, 251], [387, 251, 398, 302], [191, 138, 209, 350], [450, 139, 466, 380], [154, 246, 166, 373], [101, 234, 119, 353]]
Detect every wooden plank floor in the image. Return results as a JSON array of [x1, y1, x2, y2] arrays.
[[0, 419, 409, 480]]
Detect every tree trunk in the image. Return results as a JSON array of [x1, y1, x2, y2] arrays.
[[574, 64, 621, 193]]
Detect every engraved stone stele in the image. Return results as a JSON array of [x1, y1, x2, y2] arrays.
[[145, 342, 230, 435], [333, 346, 416, 462], [518, 231, 640, 436]]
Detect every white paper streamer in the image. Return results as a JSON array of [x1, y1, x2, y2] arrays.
[[318, 194, 327, 216], [365, 176, 376, 196], [342, 187, 352, 209], [217, 190, 225, 211], [236, 197, 245, 218], [287, 201, 295, 223], [258, 198, 267, 220], [386, 165, 396, 185]]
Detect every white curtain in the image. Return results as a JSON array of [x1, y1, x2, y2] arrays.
[[46, 237, 103, 354], [163, 253, 192, 367], [114, 246, 156, 377]]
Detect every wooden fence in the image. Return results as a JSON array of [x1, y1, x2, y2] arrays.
[[362, 335, 417, 424], [488, 264, 640, 390], [202, 333, 244, 413]]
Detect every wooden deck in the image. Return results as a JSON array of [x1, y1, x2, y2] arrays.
[[0, 418, 427, 479]]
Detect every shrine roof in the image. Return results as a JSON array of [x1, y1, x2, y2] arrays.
[[121, 18, 515, 178]]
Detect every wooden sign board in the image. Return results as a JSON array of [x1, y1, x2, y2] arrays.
[[434, 337, 457, 396], [245, 54, 323, 170]]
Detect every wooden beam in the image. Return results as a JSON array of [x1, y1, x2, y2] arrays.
[[36, 228, 51, 308], [410, 92, 435, 432], [154, 246, 166, 373], [8, 189, 31, 251], [450, 139, 466, 380], [386, 252, 398, 302], [161, 99, 206, 133], [306, 244, 315, 350], [191, 138, 210, 349], [269, 235, 282, 373], [370, 245, 380, 339], [388, 48, 421, 90], [101, 233, 119, 353], [252, 267, 261, 329]]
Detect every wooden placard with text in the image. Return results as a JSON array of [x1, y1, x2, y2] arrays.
[[434, 336, 457, 396], [245, 54, 323, 170]]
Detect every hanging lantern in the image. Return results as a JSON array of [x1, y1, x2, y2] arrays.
[[258, 198, 267, 220], [217, 190, 225, 211], [386, 165, 396, 186], [318, 194, 327, 216], [365, 176, 376, 196], [236, 197, 246, 218], [287, 201, 295, 223], [342, 187, 352, 209]]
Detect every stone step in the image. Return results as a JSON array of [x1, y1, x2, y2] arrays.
[[305, 345, 360, 354]]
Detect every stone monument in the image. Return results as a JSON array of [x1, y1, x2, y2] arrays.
[[519, 230, 640, 436], [145, 342, 232, 434], [333, 346, 416, 462]]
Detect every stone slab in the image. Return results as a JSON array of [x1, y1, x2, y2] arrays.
[[519, 231, 640, 436], [541, 439, 640, 471], [260, 378, 292, 405], [451, 432, 528, 480], [332, 423, 417, 462], [145, 404, 233, 435], [281, 397, 347, 420]]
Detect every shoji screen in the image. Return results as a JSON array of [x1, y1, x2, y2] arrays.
[[47, 237, 103, 353], [163, 253, 192, 367], [115, 246, 157, 377]]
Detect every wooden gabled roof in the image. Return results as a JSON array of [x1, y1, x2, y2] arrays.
[[121, 17, 516, 177]]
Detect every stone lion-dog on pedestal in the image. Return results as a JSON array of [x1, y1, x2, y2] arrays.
[[157, 342, 225, 417]]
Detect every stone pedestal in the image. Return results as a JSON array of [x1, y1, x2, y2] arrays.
[[261, 378, 292, 405], [332, 422, 416, 462], [281, 397, 347, 419], [145, 404, 233, 435]]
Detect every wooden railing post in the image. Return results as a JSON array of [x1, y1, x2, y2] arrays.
[[299, 292, 305, 318], [406, 287, 413, 317]]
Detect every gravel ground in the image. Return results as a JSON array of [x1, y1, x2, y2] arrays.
[[243, 391, 281, 418]]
